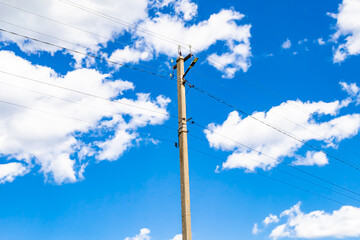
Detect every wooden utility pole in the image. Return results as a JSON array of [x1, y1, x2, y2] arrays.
[[175, 52, 192, 240]]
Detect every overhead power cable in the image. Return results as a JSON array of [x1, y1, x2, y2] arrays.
[[0, 70, 178, 120], [0, 11, 357, 206], [0, 28, 172, 80], [1, 27, 359, 198], [6, 0, 354, 149], [3, 74, 359, 203], [0, 20, 359, 165], [0, 77, 357, 206], [0, 96, 178, 135], [188, 82, 360, 171], [0, 19, 170, 75], [144, 134, 349, 206], [7, 0, 356, 155], [0, 1, 174, 63], [0, 95, 349, 206], [186, 133, 360, 204], [54, 0, 190, 50], [4, 16, 356, 171], [191, 70, 360, 159], [192, 122, 360, 198], [0, 99, 95, 124]]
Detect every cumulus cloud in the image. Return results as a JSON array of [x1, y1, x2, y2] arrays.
[[170, 234, 182, 240], [0, 0, 252, 77], [331, 0, 360, 63], [204, 84, 360, 172], [154, 0, 198, 21], [340, 81, 360, 104], [0, 50, 170, 184], [281, 39, 291, 49], [261, 202, 360, 239], [108, 45, 153, 68], [123, 228, 181, 240], [125, 228, 151, 240], [292, 151, 328, 167], [136, 9, 252, 78], [0, 162, 29, 183], [264, 214, 280, 225], [0, 0, 148, 64]]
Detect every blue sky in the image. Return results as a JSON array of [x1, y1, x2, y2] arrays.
[[0, 0, 360, 239]]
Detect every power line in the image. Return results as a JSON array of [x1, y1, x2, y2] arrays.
[[1, 28, 358, 199], [191, 71, 360, 159], [0, 19, 170, 75], [257, 171, 347, 206], [0, 70, 178, 120], [9, 0, 355, 158], [187, 128, 360, 201], [146, 134, 350, 206], [4, 74, 359, 203], [0, 96, 352, 206], [0, 7, 357, 206], [0, 28, 173, 79], [0, 99, 95, 124], [4, 26, 359, 172], [54, 0, 190, 50], [0, 1, 110, 41], [1, 93, 350, 205], [187, 135, 360, 204], [0, 1, 175, 66], [0, 95, 179, 136], [7, 0, 353, 150], [192, 122, 360, 198], [0, 78, 356, 206], [188, 82, 360, 171]]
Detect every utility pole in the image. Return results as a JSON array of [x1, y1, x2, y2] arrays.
[[173, 49, 197, 240]]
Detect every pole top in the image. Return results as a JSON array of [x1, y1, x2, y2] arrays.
[[173, 53, 192, 70]]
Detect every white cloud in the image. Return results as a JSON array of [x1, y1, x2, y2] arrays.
[[331, 0, 360, 63], [204, 85, 360, 172], [281, 39, 291, 49], [155, 0, 198, 21], [174, 0, 198, 21], [123, 229, 181, 240], [252, 223, 260, 235], [340, 81, 360, 104], [265, 202, 360, 239], [0, 162, 29, 183], [0, 0, 148, 64], [317, 38, 326, 45], [170, 234, 182, 240], [292, 151, 328, 167], [108, 45, 153, 68], [264, 214, 280, 225], [125, 228, 151, 240], [0, 50, 170, 184], [0, 0, 252, 77], [133, 9, 252, 78]]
